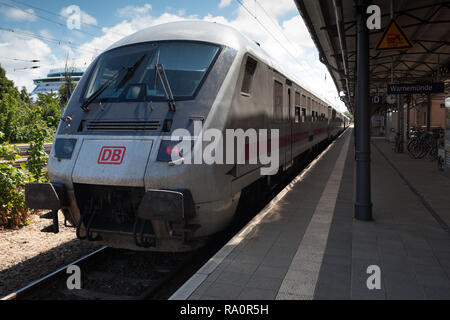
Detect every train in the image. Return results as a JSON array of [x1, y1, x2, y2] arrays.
[[26, 21, 349, 252]]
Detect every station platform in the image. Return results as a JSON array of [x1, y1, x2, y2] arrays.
[[170, 128, 450, 300]]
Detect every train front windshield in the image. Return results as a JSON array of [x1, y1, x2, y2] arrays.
[[84, 41, 220, 102]]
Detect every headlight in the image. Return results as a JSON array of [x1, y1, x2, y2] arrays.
[[157, 140, 184, 162], [54, 138, 77, 159]]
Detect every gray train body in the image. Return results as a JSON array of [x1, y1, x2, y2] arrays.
[[34, 21, 348, 251]]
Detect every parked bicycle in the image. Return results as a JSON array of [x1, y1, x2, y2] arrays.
[[407, 127, 443, 161]]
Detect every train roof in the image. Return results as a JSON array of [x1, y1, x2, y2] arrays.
[[105, 20, 340, 111]]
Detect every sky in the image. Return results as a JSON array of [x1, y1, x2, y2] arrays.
[[0, 0, 347, 112]]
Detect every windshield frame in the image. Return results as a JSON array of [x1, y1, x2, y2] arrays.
[[79, 40, 223, 103]]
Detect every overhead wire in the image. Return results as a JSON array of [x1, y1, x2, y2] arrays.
[[0, 27, 101, 54], [0, 1, 113, 42], [8, 0, 128, 38], [253, 0, 344, 106]]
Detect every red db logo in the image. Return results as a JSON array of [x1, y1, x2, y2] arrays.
[[98, 146, 126, 165]]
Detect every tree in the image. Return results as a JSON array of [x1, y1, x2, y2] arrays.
[[344, 111, 354, 122], [58, 58, 77, 109], [0, 64, 17, 101], [36, 92, 61, 128], [0, 64, 60, 143], [20, 86, 32, 106], [58, 82, 77, 108], [0, 90, 28, 143]]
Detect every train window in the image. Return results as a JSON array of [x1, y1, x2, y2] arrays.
[[295, 106, 300, 123], [295, 92, 300, 106], [241, 56, 257, 95], [84, 41, 220, 102], [302, 108, 307, 122], [273, 80, 283, 120]]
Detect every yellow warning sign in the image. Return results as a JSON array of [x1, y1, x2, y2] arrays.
[[376, 19, 413, 51]]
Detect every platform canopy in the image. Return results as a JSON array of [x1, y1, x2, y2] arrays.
[[294, 0, 450, 113]]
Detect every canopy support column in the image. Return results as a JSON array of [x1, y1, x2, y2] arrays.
[[354, 0, 373, 221]]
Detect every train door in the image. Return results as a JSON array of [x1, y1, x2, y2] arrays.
[[273, 79, 285, 170], [286, 86, 293, 168]]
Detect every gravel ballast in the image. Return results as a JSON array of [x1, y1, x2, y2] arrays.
[[0, 211, 101, 298]]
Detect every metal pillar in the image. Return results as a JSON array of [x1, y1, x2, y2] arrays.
[[398, 95, 404, 152], [427, 94, 432, 132], [406, 95, 410, 140], [354, 0, 372, 221]]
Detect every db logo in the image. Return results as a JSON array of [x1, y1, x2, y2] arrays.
[[98, 146, 126, 165]]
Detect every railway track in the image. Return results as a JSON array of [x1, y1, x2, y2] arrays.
[[1, 132, 344, 300], [1, 246, 193, 300]]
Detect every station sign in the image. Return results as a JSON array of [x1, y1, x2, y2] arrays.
[[376, 19, 413, 51], [370, 95, 383, 104], [387, 82, 445, 95]]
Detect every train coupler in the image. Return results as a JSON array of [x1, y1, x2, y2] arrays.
[[133, 190, 184, 248]]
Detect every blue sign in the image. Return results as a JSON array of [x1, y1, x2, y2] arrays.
[[370, 96, 383, 104], [387, 82, 444, 94]]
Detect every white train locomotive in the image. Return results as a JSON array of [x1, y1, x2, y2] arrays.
[[26, 21, 349, 251]]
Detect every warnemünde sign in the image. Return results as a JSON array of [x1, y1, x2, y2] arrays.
[[387, 82, 445, 94]]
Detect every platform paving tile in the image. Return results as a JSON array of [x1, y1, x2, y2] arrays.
[[434, 250, 450, 268], [422, 286, 450, 300], [380, 256, 414, 274], [202, 282, 245, 299], [384, 271, 425, 300], [215, 271, 252, 286], [277, 278, 316, 299], [405, 249, 442, 268], [350, 282, 387, 300], [315, 279, 350, 300], [227, 263, 259, 277], [238, 287, 278, 300], [252, 265, 289, 280], [182, 131, 450, 300], [187, 281, 214, 300], [246, 274, 284, 291]]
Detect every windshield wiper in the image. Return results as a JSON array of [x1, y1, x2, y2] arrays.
[[80, 54, 147, 112], [116, 54, 148, 89], [154, 51, 176, 112]]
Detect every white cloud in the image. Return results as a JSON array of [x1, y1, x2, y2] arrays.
[[219, 0, 232, 8], [0, 7, 37, 22], [0, 31, 57, 92], [253, 0, 297, 18], [117, 4, 152, 18], [1, 1, 346, 111], [60, 6, 98, 26], [39, 29, 53, 39]]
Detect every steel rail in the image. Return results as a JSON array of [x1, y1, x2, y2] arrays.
[[1, 246, 108, 300]]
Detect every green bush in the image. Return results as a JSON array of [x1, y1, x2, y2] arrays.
[[0, 64, 59, 229], [26, 108, 49, 183], [0, 144, 30, 229]]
